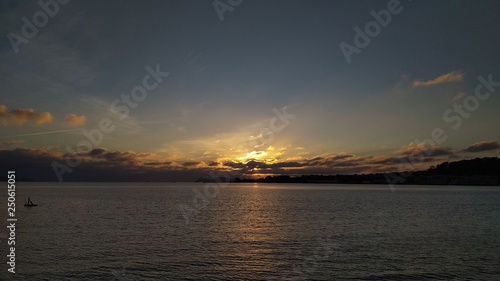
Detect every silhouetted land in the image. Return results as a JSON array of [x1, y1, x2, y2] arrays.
[[229, 157, 500, 186]]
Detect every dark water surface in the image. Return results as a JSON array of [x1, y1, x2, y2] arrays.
[[1, 183, 499, 280]]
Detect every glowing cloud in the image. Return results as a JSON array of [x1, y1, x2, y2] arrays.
[[451, 92, 466, 102], [65, 114, 87, 126], [412, 70, 464, 87], [0, 105, 53, 126]]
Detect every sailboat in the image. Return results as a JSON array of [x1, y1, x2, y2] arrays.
[[24, 197, 38, 207]]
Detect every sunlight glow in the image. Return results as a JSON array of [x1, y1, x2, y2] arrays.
[[236, 150, 268, 162]]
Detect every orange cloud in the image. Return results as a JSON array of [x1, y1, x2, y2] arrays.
[[65, 114, 87, 126], [0, 105, 53, 126], [412, 70, 464, 87], [451, 92, 466, 102]]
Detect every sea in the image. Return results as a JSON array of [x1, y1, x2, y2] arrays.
[[1, 182, 499, 280]]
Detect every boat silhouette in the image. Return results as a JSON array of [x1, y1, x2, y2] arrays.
[[24, 197, 38, 207]]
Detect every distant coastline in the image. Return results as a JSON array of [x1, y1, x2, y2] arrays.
[[197, 157, 500, 186]]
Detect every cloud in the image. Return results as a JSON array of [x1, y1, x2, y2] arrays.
[[397, 143, 455, 157], [3, 141, 499, 181], [463, 141, 500, 153], [65, 114, 87, 126], [88, 148, 107, 156], [0, 148, 63, 181], [220, 153, 404, 176], [0, 105, 53, 126], [183, 161, 201, 167], [0, 147, 384, 181], [0, 147, 210, 182], [451, 92, 466, 102], [86, 150, 152, 163], [412, 70, 464, 87], [0, 140, 25, 149]]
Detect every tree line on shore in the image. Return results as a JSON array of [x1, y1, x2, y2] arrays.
[[231, 157, 500, 185]]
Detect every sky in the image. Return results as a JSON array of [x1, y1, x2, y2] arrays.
[[1, 0, 499, 181]]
